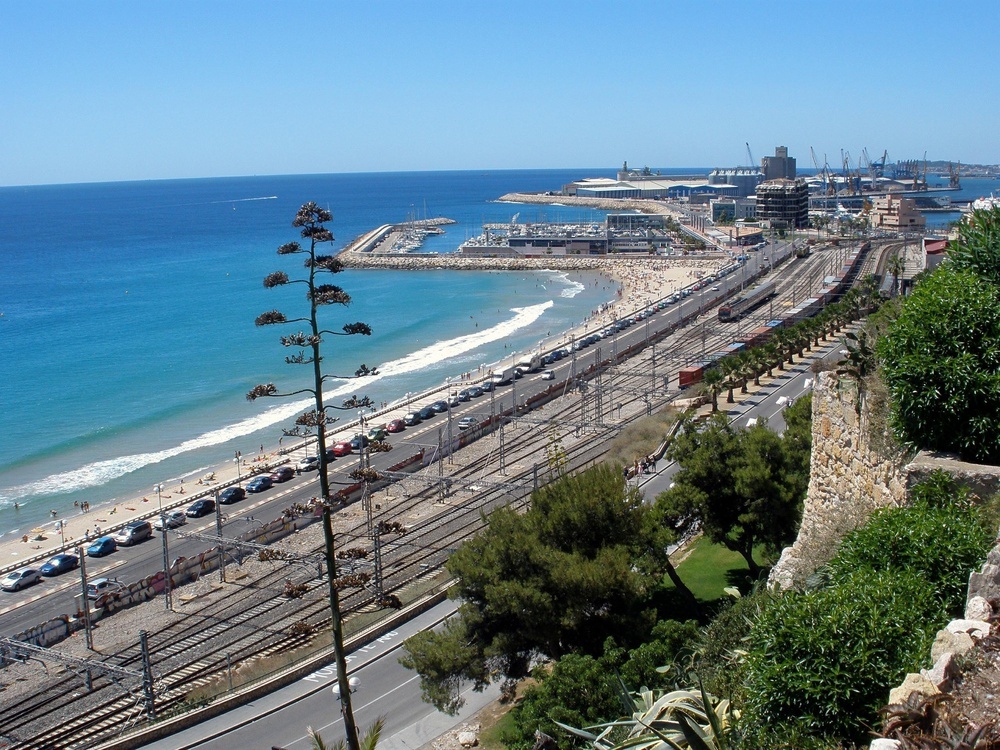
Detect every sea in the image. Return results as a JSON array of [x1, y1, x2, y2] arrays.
[[0, 168, 630, 541]]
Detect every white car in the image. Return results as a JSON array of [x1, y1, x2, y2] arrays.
[[153, 509, 187, 530], [1, 567, 42, 592], [541, 371, 556, 380], [87, 577, 126, 600]]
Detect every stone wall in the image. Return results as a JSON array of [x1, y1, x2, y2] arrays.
[[769, 371, 909, 590], [771, 369, 1000, 591]]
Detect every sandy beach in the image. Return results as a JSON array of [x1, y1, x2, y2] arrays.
[[0, 254, 726, 574]]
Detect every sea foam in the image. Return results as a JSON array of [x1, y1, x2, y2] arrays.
[[0, 301, 553, 503]]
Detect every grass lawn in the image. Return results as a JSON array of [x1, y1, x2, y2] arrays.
[[671, 535, 765, 602]]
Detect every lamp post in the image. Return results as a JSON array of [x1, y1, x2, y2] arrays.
[[234, 457, 242, 487], [155, 483, 172, 611]]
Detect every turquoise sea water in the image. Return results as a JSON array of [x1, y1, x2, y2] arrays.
[[0, 169, 629, 538]]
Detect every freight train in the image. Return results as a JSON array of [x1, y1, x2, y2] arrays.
[[678, 241, 870, 388]]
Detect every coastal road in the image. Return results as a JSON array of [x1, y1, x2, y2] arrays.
[[138, 598, 503, 750]]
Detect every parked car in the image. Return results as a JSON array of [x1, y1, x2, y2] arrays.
[[447, 394, 461, 407], [112, 520, 153, 546], [40, 553, 79, 577], [457, 389, 471, 402], [86, 536, 117, 558], [295, 455, 319, 473], [332, 441, 353, 457], [457, 416, 477, 431], [430, 401, 449, 414], [416, 406, 437, 420], [87, 577, 126, 600], [270, 466, 295, 483], [467, 386, 483, 398], [386, 419, 406, 433], [218, 486, 246, 504], [186, 498, 217, 517], [245, 476, 272, 494], [1, 567, 42, 592], [153, 509, 187, 530], [402, 412, 421, 426], [479, 380, 494, 392], [366, 426, 387, 441], [349, 434, 369, 451], [542, 371, 556, 380]]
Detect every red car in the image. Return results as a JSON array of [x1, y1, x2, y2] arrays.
[[270, 466, 295, 483], [332, 441, 353, 457], [386, 419, 406, 433]]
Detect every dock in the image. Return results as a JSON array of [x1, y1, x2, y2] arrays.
[[341, 217, 456, 255]]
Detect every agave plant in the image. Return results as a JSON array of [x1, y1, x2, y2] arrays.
[[557, 680, 736, 750]]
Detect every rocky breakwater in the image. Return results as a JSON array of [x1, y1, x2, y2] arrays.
[[337, 249, 612, 273]]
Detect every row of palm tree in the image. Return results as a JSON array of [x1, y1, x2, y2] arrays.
[[700, 280, 879, 412]]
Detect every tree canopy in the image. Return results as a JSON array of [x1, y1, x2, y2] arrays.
[[878, 265, 1000, 462], [400, 464, 684, 714], [655, 410, 808, 578]]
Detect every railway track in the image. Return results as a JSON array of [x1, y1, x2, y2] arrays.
[[0, 244, 865, 748]]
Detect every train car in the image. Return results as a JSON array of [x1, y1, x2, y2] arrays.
[[724, 342, 746, 355], [678, 363, 709, 388], [718, 281, 777, 322], [742, 326, 773, 347]]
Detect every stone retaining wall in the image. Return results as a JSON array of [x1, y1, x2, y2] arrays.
[[771, 370, 1000, 591], [769, 371, 908, 590]]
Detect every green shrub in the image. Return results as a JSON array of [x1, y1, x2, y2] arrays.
[[501, 620, 703, 750], [500, 654, 620, 750], [740, 568, 945, 744], [825, 487, 990, 616], [878, 266, 1000, 462], [690, 587, 774, 703]]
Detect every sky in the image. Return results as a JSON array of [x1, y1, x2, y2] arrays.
[[2, 1, 998, 187]]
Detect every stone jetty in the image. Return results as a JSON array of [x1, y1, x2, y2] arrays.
[[337, 250, 613, 273]]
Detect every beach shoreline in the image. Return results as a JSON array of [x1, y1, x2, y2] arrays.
[[0, 253, 726, 573]]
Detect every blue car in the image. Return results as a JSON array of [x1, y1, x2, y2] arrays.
[[246, 475, 273, 493], [86, 536, 117, 558], [40, 553, 79, 577]]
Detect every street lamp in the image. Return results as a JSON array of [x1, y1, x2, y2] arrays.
[[155, 483, 172, 611], [332, 676, 360, 700], [234, 457, 242, 487]]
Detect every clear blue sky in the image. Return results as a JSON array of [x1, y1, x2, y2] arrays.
[[2, 1, 997, 186]]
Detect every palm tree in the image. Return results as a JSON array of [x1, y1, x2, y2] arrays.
[[703, 368, 725, 412], [733, 351, 753, 394], [886, 253, 905, 298], [747, 349, 766, 387], [718, 357, 739, 404], [309, 717, 386, 750], [771, 329, 791, 369]]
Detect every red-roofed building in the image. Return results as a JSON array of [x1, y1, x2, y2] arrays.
[[924, 238, 948, 271]]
